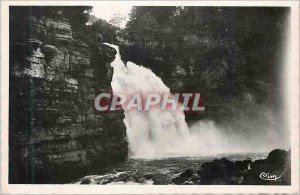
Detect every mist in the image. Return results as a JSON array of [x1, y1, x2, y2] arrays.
[[188, 106, 290, 155], [105, 43, 290, 158]]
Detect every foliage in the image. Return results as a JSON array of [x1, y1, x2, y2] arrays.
[[9, 6, 290, 109], [122, 6, 290, 108], [109, 13, 127, 28]]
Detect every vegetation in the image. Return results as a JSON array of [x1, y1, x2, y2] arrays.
[[9, 6, 290, 119], [121, 6, 289, 111]]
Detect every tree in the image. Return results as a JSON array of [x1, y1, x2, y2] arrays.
[[122, 6, 289, 109], [109, 12, 126, 28]]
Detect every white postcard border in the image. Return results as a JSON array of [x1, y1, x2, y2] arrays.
[[1, 1, 299, 194]]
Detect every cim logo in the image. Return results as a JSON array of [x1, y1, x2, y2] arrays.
[[259, 172, 281, 181]]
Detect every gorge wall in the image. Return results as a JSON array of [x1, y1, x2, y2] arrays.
[[9, 7, 127, 183]]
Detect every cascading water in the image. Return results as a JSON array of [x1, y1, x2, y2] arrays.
[[103, 43, 288, 158], [103, 43, 203, 158]]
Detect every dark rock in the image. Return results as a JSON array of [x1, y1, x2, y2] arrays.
[[173, 149, 290, 185], [144, 173, 172, 185], [266, 149, 289, 167], [179, 169, 194, 178], [9, 8, 128, 184], [172, 169, 194, 185], [172, 176, 189, 185], [233, 159, 252, 174], [243, 149, 291, 185], [80, 179, 91, 184], [196, 158, 235, 184]]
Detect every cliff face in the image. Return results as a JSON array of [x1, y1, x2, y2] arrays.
[[9, 8, 128, 183]]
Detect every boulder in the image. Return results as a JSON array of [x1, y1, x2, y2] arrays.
[[171, 149, 290, 185], [243, 149, 291, 185], [179, 169, 194, 178], [171, 169, 194, 184]]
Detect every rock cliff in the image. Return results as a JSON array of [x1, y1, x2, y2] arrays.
[[9, 7, 128, 183]]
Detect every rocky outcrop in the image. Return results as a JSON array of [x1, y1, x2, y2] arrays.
[[9, 9, 128, 183], [172, 149, 291, 185]]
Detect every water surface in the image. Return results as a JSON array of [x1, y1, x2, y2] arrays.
[[73, 153, 268, 185]]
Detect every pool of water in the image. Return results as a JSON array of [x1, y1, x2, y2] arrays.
[[73, 153, 268, 185]]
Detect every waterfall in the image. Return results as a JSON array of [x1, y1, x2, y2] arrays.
[[103, 43, 203, 158], [103, 43, 288, 158]]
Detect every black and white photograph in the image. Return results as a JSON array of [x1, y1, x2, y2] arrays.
[[0, 1, 299, 194]]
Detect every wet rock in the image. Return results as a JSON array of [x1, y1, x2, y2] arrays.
[[266, 149, 289, 167], [243, 149, 291, 185], [179, 169, 194, 178], [235, 159, 252, 170], [172, 149, 290, 185], [172, 176, 188, 185], [172, 169, 194, 185], [145, 173, 172, 185], [80, 179, 91, 184], [196, 158, 235, 184]]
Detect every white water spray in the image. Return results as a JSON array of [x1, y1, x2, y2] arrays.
[[103, 43, 288, 158], [103, 43, 203, 157]]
